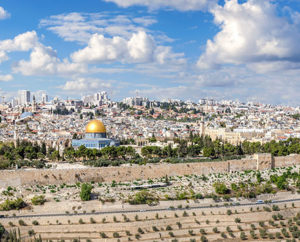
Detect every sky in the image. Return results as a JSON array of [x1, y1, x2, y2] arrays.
[[1, 0, 300, 105]]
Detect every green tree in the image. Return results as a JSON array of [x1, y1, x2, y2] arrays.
[[80, 183, 93, 201]]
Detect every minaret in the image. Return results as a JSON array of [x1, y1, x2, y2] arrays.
[[13, 124, 18, 147], [32, 95, 37, 112]]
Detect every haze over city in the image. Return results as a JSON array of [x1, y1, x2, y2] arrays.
[[1, 0, 300, 105]]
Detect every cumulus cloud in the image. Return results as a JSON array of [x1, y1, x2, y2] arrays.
[[60, 78, 112, 93], [0, 30, 86, 76], [0, 31, 39, 63], [197, 0, 300, 71], [0, 6, 10, 20], [0, 74, 13, 82], [71, 31, 184, 64], [0, 31, 38, 52], [13, 45, 86, 76], [104, 0, 217, 11]]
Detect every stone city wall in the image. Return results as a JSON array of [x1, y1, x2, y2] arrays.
[[0, 153, 300, 187]]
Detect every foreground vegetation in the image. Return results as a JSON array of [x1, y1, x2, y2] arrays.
[[1, 203, 300, 241], [1, 136, 300, 169]]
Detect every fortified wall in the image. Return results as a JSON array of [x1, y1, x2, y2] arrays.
[[0, 153, 300, 187]]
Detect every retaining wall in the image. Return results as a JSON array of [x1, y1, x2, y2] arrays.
[[0, 153, 299, 187]]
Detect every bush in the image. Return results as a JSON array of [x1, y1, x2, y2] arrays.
[[80, 183, 92, 201], [227, 209, 232, 215], [213, 227, 219, 233], [113, 232, 120, 238], [32, 220, 39, 226], [0, 223, 6, 238], [166, 225, 173, 231], [128, 190, 158, 205], [18, 220, 26, 226], [200, 235, 208, 242], [31, 195, 46, 205], [235, 218, 241, 223], [0, 198, 26, 211], [213, 182, 230, 195], [100, 232, 108, 238], [240, 232, 247, 240]]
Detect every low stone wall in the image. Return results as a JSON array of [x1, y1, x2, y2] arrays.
[[0, 153, 300, 187]]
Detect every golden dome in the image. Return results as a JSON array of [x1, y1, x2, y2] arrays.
[[85, 120, 106, 133]]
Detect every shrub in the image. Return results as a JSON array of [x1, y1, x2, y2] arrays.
[[128, 190, 158, 205], [169, 231, 175, 237], [90, 217, 96, 224], [100, 232, 108, 238], [213, 182, 230, 194], [113, 232, 120, 238], [166, 225, 173, 231], [240, 232, 247, 240], [221, 232, 227, 238], [227, 209, 232, 215], [138, 228, 144, 234], [18, 220, 26, 226], [31, 195, 46, 205], [188, 230, 195, 236], [235, 218, 241, 223], [272, 205, 280, 211], [79, 219, 84, 224], [32, 220, 39, 226], [80, 183, 92, 201], [0, 223, 6, 237], [213, 227, 219, 233], [28, 229, 35, 236], [0, 198, 26, 211], [200, 235, 208, 242], [152, 226, 159, 232]]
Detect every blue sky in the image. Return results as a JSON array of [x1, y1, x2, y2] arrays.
[[1, 0, 300, 105]]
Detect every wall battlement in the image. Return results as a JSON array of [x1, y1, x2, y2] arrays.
[[0, 153, 299, 187]]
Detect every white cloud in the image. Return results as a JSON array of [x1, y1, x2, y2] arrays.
[[0, 74, 13, 82], [72, 31, 183, 64], [40, 13, 158, 43], [104, 0, 217, 11], [0, 31, 86, 76], [0, 31, 38, 52], [13, 45, 86, 76], [197, 0, 300, 71], [60, 78, 112, 93], [0, 31, 39, 63], [0, 6, 10, 20]]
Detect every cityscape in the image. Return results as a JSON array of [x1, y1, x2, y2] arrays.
[[1, 0, 300, 241]]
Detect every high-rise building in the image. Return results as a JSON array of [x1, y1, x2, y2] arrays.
[[41, 93, 49, 103], [18, 90, 30, 106]]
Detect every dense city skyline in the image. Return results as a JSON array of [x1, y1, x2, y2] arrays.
[[1, 0, 300, 105]]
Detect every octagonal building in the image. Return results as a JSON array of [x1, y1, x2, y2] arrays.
[[72, 120, 119, 150]]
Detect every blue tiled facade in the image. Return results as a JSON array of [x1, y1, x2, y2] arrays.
[[72, 135, 120, 150]]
